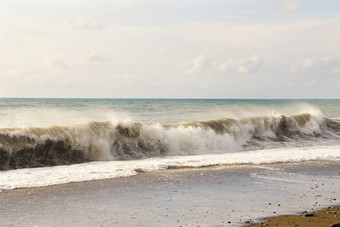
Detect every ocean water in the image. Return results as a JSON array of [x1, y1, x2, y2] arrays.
[[1, 98, 340, 190]]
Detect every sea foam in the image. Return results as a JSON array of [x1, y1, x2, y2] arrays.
[[0, 145, 339, 190]]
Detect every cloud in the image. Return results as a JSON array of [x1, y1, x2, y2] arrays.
[[306, 80, 315, 87], [65, 17, 104, 30], [76, 52, 109, 63], [41, 52, 69, 68], [237, 55, 264, 73], [157, 45, 179, 55], [41, 52, 109, 69], [290, 56, 340, 74], [279, 0, 300, 12], [289, 64, 299, 73], [330, 68, 340, 74], [186, 54, 209, 74], [185, 54, 264, 75], [214, 55, 264, 73], [4, 67, 38, 77]]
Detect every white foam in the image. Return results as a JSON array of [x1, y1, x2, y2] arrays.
[[1, 145, 339, 191]]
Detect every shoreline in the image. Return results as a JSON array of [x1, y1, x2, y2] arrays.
[[2, 159, 339, 192], [0, 161, 339, 226], [2, 145, 340, 191]]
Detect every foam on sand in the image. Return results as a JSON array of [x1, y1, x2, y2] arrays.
[[1, 145, 339, 190]]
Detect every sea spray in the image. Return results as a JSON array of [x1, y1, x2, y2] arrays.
[[1, 113, 340, 170]]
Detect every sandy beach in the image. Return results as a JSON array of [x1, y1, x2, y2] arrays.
[[250, 205, 340, 226], [0, 161, 339, 226]]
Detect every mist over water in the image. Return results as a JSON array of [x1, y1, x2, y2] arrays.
[[1, 98, 339, 127]]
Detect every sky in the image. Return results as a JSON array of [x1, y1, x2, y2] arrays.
[[0, 0, 340, 98]]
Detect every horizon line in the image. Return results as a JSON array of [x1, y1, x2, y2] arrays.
[[1, 97, 340, 100]]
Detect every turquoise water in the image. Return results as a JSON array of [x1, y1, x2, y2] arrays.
[[1, 98, 340, 127]]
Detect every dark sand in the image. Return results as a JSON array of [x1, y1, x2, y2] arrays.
[[0, 161, 339, 226], [249, 205, 340, 226]]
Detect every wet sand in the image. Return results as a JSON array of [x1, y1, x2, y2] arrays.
[[0, 161, 339, 226]]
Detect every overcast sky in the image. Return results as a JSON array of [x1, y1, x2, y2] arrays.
[[0, 0, 340, 98]]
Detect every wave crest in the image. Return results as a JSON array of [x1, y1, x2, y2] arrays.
[[1, 113, 339, 170]]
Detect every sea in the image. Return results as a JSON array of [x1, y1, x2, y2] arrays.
[[1, 98, 340, 190]]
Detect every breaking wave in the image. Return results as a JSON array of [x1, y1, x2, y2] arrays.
[[1, 113, 340, 170]]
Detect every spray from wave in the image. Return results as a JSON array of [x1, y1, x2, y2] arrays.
[[1, 111, 340, 170]]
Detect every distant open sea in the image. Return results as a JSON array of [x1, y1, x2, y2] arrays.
[[1, 98, 340, 190]]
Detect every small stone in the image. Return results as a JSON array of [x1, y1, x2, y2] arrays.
[[331, 223, 340, 227], [304, 213, 314, 217]]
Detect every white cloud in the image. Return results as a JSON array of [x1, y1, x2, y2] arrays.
[[214, 60, 233, 73], [40, 52, 108, 69], [330, 68, 340, 74], [290, 64, 299, 73], [214, 55, 264, 73], [65, 17, 103, 30], [290, 56, 339, 74], [279, 0, 300, 12], [186, 54, 209, 74], [185, 54, 264, 75], [306, 80, 315, 87], [157, 45, 179, 55], [41, 52, 69, 68], [157, 47, 169, 55], [4, 67, 38, 77], [237, 55, 264, 73], [302, 58, 318, 68], [76, 52, 109, 63]]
